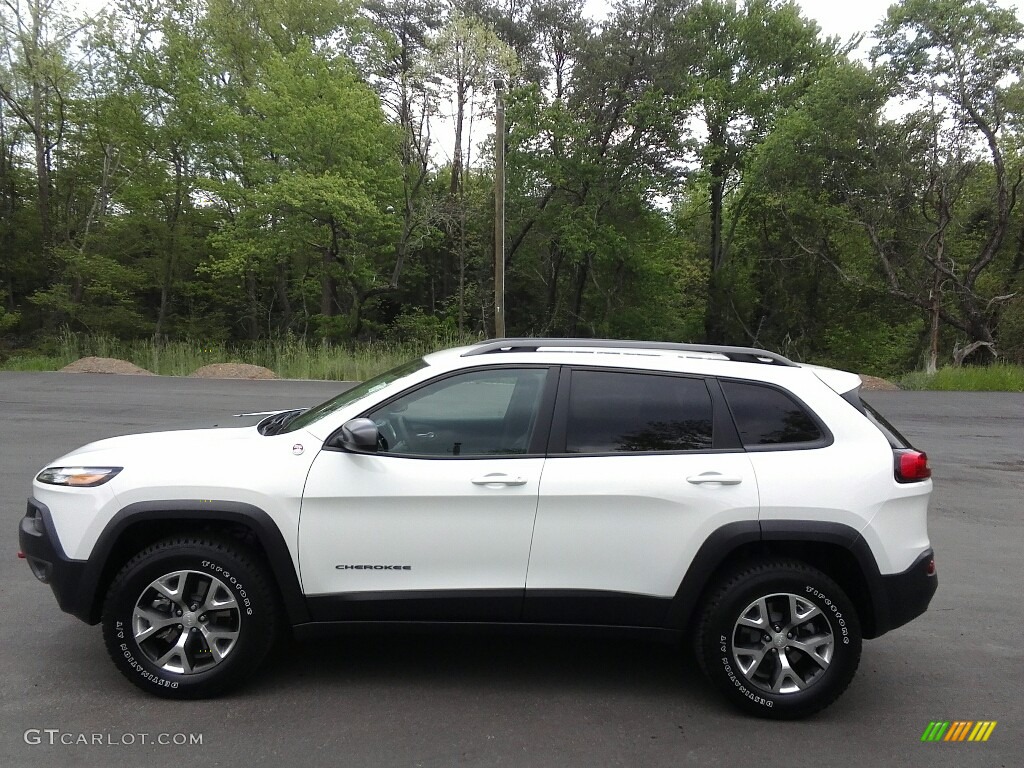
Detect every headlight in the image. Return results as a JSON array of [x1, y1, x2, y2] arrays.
[[36, 467, 122, 487]]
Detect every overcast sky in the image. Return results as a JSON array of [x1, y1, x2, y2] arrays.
[[584, 0, 1024, 56], [790, 0, 1021, 49], [68, 0, 1024, 46]]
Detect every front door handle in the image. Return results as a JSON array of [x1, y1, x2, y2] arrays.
[[686, 472, 743, 486], [471, 473, 528, 487]]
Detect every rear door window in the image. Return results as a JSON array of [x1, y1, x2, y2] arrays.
[[564, 370, 714, 453]]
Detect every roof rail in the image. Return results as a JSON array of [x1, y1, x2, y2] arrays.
[[461, 338, 797, 366]]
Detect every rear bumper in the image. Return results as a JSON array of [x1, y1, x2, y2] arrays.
[[870, 548, 937, 637], [18, 499, 93, 624]]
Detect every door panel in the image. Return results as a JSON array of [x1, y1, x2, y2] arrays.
[[298, 366, 552, 622], [526, 453, 759, 607], [525, 368, 760, 625], [300, 453, 544, 600]]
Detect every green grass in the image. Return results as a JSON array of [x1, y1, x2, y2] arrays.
[[0, 331, 476, 380], [0, 353, 78, 372], [899, 364, 1024, 392], [10, 334, 1023, 390]]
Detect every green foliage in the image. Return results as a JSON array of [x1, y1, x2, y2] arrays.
[[29, 246, 148, 335], [382, 308, 462, 345], [0, 331, 448, 380], [3, 0, 1024, 379], [900, 364, 1024, 391]]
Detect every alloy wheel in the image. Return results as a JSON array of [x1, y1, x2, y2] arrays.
[[131, 569, 241, 674], [730, 592, 835, 694]]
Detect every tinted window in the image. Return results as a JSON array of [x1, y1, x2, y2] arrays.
[[565, 371, 713, 453], [721, 381, 822, 446], [368, 368, 547, 457], [284, 357, 427, 433], [863, 401, 911, 449]]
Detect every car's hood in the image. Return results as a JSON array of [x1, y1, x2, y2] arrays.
[[48, 410, 293, 466]]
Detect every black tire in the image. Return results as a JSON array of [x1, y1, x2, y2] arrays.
[[695, 559, 862, 719], [101, 536, 279, 699]]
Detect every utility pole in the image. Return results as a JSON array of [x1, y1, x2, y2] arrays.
[[493, 78, 506, 338]]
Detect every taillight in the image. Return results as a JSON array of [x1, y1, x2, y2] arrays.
[[895, 449, 931, 482]]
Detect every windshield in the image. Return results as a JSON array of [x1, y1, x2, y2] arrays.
[[282, 357, 428, 433]]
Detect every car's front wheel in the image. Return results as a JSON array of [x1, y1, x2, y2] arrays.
[[696, 559, 862, 719], [101, 536, 278, 698]]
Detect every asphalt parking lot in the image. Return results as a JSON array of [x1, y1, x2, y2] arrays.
[[1, 372, 1020, 767]]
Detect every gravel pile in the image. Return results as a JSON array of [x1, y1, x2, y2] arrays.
[[859, 374, 900, 391], [60, 357, 155, 375], [189, 363, 277, 380]]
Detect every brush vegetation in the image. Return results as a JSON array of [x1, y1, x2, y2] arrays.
[[900, 365, 1024, 392], [0, 332, 473, 381]]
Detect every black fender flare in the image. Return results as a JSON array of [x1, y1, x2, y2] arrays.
[[82, 500, 309, 626], [666, 520, 889, 637]]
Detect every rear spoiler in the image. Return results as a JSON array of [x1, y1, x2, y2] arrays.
[[801, 364, 865, 412]]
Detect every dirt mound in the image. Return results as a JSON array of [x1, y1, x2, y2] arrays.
[[190, 363, 277, 380], [61, 357, 155, 375], [859, 374, 900, 391]]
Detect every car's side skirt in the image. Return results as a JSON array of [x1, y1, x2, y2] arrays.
[[306, 589, 674, 627]]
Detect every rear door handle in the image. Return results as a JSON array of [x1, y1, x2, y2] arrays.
[[471, 473, 528, 487], [686, 472, 743, 486]]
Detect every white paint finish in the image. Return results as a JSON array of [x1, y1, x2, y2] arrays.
[[37, 426, 314, 573], [299, 452, 543, 595], [859, 485, 933, 573], [33, 481, 119, 561], [804, 364, 862, 395], [745, 371, 932, 573], [33, 340, 933, 605], [527, 453, 759, 597]]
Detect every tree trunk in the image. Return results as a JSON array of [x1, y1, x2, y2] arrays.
[[926, 266, 941, 374], [155, 154, 184, 339], [703, 125, 728, 343], [275, 260, 292, 330], [545, 243, 564, 332], [321, 218, 340, 317], [449, 78, 465, 197], [29, 67, 52, 246], [568, 255, 590, 337], [245, 268, 259, 340]]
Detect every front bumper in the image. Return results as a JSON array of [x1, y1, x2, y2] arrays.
[[18, 499, 93, 623], [870, 548, 937, 637]]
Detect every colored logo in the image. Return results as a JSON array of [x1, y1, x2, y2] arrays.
[[921, 721, 997, 742]]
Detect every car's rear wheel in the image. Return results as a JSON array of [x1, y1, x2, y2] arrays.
[[101, 536, 278, 698], [696, 559, 862, 719]]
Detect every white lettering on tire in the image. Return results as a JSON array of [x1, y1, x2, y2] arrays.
[[805, 586, 850, 644], [201, 559, 253, 615]]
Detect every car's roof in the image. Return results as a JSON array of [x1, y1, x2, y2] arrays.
[[422, 339, 861, 394]]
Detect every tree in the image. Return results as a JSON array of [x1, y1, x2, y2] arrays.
[[428, 10, 516, 330], [365, 0, 445, 296], [735, 62, 924, 373], [502, 0, 690, 337], [668, 0, 838, 343], [205, 40, 401, 340], [0, 0, 86, 247], [870, 0, 1024, 362]]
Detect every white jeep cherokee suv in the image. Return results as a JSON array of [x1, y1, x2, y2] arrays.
[[18, 339, 936, 718]]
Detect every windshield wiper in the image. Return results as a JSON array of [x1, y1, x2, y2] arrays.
[[258, 408, 306, 436]]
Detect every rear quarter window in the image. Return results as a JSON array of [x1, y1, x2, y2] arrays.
[[721, 380, 825, 448]]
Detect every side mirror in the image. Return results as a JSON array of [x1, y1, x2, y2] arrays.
[[337, 418, 380, 452]]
